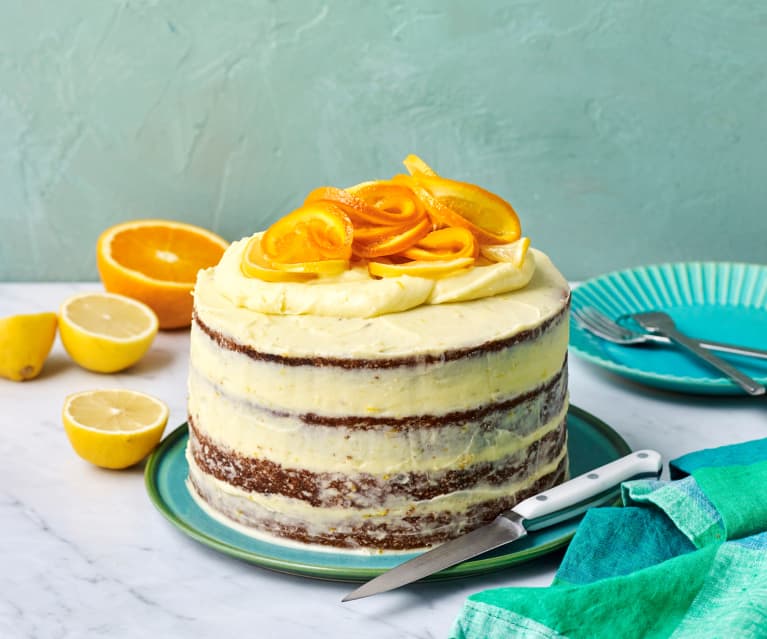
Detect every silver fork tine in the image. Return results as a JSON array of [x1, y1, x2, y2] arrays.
[[579, 308, 635, 339], [573, 306, 767, 360], [575, 308, 631, 340], [572, 308, 631, 343]]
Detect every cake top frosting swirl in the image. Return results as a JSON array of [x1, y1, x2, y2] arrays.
[[208, 154, 551, 318], [214, 234, 536, 318]]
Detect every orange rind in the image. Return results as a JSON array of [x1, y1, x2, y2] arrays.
[[241, 155, 524, 281]]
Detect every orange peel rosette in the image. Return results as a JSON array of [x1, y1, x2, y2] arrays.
[[241, 202, 353, 282], [353, 217, 432, 259], [367, 227, 478, 278], [241, 154, 526, 281], [307, 182, 432, 259], [399, 227, 478, 262]]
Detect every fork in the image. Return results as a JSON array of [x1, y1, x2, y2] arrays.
[[572, 307, 767, 360], [631, 311, 765, 396]]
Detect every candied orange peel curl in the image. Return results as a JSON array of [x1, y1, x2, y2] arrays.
[[241, 155, 525, 281], [241, 202, 352, 282]]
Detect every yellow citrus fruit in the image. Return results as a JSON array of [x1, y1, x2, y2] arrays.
[[96, 219, 229, 329], [59, 292, 158, 373], [480, 237, 531, 267], [0, 312, 58, 381], [62, 389, 169, 469]]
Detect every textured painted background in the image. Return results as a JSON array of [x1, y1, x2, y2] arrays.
[[1, 1, 765, 282]]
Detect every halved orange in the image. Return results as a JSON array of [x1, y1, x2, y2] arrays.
[[97, 220, 229, 329]]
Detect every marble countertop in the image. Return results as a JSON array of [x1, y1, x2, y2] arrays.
[[2, 282, 765, 639]]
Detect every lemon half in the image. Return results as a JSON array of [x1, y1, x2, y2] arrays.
[[0, 312, 58, 381], [62, 389, 169, 469], [59, 292, 158, 373]]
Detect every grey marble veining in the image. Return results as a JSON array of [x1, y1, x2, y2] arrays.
[[1, 283, 764, 638]]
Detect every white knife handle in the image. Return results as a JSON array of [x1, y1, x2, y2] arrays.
[[513, 449, 662, 524]]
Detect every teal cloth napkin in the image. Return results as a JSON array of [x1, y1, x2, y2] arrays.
[[450, 439, 767, 639]]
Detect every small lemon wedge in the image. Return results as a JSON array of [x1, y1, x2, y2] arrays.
[[59, 292, 158, 373], [0, 312, 58, 381], [62, 389, 169, 469]]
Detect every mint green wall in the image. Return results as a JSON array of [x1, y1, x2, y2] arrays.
[[1, 1, 765, 282]]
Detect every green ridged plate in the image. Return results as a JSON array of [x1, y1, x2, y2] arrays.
[[145, 405, 629, 582], [570, 261, 767, 394]]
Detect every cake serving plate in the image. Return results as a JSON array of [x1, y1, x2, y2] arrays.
[[570, 261, 767, 394], [145, 405, 630, 583]]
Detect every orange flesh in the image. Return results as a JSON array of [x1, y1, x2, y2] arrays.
[[110, 226, 226, 283]]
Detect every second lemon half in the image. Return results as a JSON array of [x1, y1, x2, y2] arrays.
[[59, 292, 159, 373]]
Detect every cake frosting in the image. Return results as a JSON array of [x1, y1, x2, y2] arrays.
[[213, 233, 537, 318], [186, 239, 570, 550]]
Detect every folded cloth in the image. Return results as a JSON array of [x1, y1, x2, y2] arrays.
[[450, 439, 767, 639]]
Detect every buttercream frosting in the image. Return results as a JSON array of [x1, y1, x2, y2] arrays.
[[213, 234, 537, 318]]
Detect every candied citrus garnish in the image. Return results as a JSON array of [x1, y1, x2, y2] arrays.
[[400, 227, 478, 262], [353, 216, 432, 259], [241, 236, 317, 282], [480, 237, 531, 267], [403, 154, 438, 177], [347, 181, 427, 227], [368, 257, 474, 279], [304, 187, 383, 226], [261, 201, 353, 263], [307, 183, 427, 229], [413, 174, 521, 245], [394, 174, 478, 231], [243, 154, 524, 282]]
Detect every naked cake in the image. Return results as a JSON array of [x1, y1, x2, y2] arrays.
[[186, 156, 570, 551]]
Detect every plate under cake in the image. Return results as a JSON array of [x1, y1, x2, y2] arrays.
[[186, 239, 571, 552]]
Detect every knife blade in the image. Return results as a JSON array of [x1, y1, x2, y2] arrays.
[[342, 449, 662, 602]]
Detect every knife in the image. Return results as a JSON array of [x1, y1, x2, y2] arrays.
[[342, 449, 662, 602]]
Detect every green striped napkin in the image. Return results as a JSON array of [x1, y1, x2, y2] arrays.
[[451, 438, 767, 639]]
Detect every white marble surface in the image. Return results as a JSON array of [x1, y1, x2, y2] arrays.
[[1, 283, 765, 639]]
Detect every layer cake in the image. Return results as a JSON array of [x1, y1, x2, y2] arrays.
[[187, 238, 570, 550]]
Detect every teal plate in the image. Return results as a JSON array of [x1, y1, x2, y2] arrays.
[[145, 405, 629, 583], [570, 262, 767, 395]]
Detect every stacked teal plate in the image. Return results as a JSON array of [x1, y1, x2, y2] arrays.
[[570, 261, 767, 394], [145, 406, 629, 583]]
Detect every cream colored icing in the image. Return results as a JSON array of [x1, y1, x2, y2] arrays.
[[187, 445, 567, 537], [185, 478, 407, 556], [188, 370, 567, 473], [213, 234, 537, 318], [193, 248, 568, 360], [189, 318, 568, 417]]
